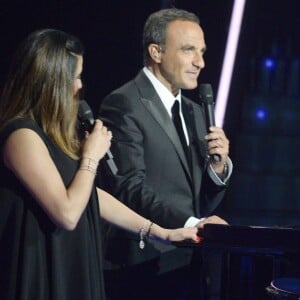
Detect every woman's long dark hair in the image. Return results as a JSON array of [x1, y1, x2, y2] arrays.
[[0, 29, 84, 159]]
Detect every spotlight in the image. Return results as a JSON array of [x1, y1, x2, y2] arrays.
[[256, 108, 267, 120], [264, 58, 275, 69]]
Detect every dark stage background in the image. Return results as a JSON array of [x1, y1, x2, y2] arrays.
[[1, 0, 300, 228]]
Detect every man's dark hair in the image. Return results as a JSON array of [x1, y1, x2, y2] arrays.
[[142, 8, 200, 65]]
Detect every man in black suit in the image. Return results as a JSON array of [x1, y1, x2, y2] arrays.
[[98, 8, 232, 300]]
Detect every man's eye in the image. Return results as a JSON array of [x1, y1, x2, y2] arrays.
[[182, 47, 193, 53]]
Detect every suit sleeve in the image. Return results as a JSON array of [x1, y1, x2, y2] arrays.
[[98, 92, 192, 228]]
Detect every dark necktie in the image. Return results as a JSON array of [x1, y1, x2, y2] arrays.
[[171, 100, 191, 165]]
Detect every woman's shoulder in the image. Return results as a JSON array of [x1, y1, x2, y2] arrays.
[[5, 117, 39, 129], [0, 118, 44, 144]]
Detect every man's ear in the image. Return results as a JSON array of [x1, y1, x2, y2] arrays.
[[148, 44, 162, 63]]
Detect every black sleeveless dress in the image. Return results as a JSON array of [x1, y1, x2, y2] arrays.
[[0, 119, 106, 300]]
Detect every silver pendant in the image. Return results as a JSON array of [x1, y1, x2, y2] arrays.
[[139, 240, 145, 249]]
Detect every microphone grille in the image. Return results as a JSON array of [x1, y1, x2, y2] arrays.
[[198, 83, 214, 104], [78, 100, 92, 116]]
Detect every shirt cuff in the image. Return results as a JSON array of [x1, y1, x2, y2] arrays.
[[184, 216, 207, 228]]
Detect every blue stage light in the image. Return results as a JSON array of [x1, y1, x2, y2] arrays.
[[256, 108, 267, 120], [264, 58, 275, 69]]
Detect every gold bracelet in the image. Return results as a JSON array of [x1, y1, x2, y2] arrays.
[[81, 156, 98, 163], [78, 166, 97, 175], [81, 156, 99, 167], [80, 157, 99, 173]]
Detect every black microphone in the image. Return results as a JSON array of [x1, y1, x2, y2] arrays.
[[77, 100, 118, 175], [198, 83, 221, 163]]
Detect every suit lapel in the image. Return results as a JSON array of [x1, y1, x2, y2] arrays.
[[134, 71, 192, 180]]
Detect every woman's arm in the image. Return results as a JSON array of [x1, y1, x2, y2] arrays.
[[97, 188, 200, 243], [3, 120, 110, 230]]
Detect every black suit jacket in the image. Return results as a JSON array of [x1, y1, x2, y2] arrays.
[[98, 70, 227, 271]]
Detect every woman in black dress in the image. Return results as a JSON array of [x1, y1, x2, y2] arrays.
[[0, 29, 199, 300]]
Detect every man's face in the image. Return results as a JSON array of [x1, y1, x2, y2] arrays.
[[157, 20, 206, 95]]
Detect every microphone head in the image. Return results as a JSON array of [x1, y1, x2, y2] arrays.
[[198, 83, 214, 105], [77, 100, 94, 133]]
